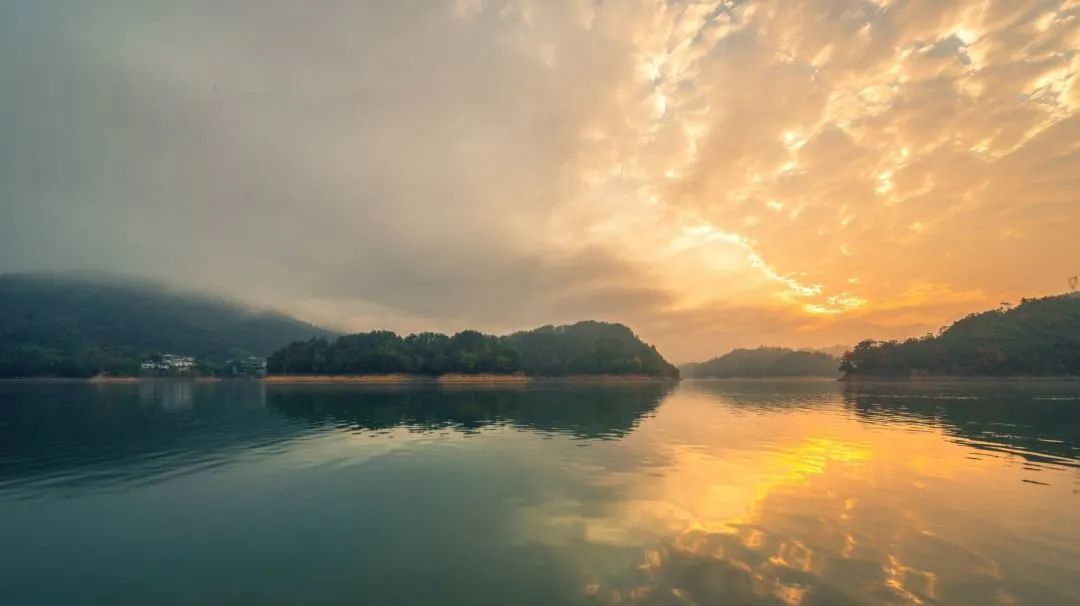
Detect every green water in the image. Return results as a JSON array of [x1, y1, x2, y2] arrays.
[[1, 380, 1077, 605]]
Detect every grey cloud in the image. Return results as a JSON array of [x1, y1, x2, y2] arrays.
[[1, 1, 638, 322], [1, 0, 1077, 362]]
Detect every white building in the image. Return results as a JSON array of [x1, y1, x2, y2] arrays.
[[142, 353, 198, 374]]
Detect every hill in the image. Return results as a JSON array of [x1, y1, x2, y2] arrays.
[[840, 293, 1080, 379], [681, 347, 840, 378], [502, 321, 678, 377], [0, 272, 334, 377], [813, 344, 852, 358], [267, 321, 679, 378]]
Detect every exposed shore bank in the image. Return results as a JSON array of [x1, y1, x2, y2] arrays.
[[840, 375, 1080, 382], [0, 376, 225, 384], [263, 373, 676, 384], [683, 376, 838, 382], [0, 374, 678, 384], [263, 373, 527, 384]]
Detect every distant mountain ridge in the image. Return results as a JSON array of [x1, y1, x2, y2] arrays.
[[0, 272, 335, 377], [811, 344, 851, 358], [681, 346, 840, 378], [841, 293, 1080, 378]]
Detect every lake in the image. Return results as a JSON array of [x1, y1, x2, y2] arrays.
[[1, 380, 1078, 605]]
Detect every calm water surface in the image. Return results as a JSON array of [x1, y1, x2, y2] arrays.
[[1, 380, 1078, 605]]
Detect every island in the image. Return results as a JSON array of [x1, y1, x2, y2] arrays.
[[265, 321, 679, 381]]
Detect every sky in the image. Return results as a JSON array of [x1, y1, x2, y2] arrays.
[[1, 0, 1078, 363]]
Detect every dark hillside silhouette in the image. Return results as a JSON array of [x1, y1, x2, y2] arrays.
[[841, 294, 1080, 378]]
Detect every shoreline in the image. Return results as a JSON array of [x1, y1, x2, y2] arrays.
[[531, 374, 679, 383], [840, 375, 1080, 383], [263, 373, 677, 384], [262, 373, 528, 385], [682, 376, 838, 382], [0, 376, 226, 384], [3, 374, 1075, 385], [0, 373, 677, 385]]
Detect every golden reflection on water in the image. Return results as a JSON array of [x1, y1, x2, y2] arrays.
[[4, 381, 1075, 605], [522, 382, 1079, 606]]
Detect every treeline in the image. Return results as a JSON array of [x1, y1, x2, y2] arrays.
[[268, 331, 520, 375], [841, 294, 1080, 378], [682, 347, 839, 378], [268, 321, 679, 378], [0, 345, 147, 378]]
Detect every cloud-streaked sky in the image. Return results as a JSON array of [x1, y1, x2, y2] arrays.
[[2, 0, 1078, 362]]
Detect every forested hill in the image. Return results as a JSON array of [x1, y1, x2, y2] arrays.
[[841, 294, 1080, 379], [503, 321, 678, 377], [0, 272, 334, 377], [267, 321, 679, 378], [681, 347, 840, 378]]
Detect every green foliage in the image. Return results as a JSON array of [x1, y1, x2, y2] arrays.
[[267, 330, 520, 375], [268, 321, 679, 377], [501, 321, 678, 377], [840, 294, 1080, 378], [681, 347, 840, 378], [266, 383, 674, 439], [0, 272, 333, 378]]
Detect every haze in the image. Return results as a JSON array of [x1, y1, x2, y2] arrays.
[[1, 1, 1078, 362]]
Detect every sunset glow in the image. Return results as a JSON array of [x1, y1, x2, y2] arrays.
[[2, 0, 1078, 361]]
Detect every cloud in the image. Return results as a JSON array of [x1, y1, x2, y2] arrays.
[[1, 0, 1077, 362]]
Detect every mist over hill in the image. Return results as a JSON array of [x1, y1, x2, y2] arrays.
[[0, 273, 677, 379], [812, 345, 852, 358], [681, 347, 840, 379], [9, 270, 1074, 382], [0, 272, 335, 377]]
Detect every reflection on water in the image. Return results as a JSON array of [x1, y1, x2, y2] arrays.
[[0, 381, 282, 494], [0, 382, 670, 495], [0, 380, 1077, 605], [267, 383, 672, 438], [842, 382, 1079, 468]]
